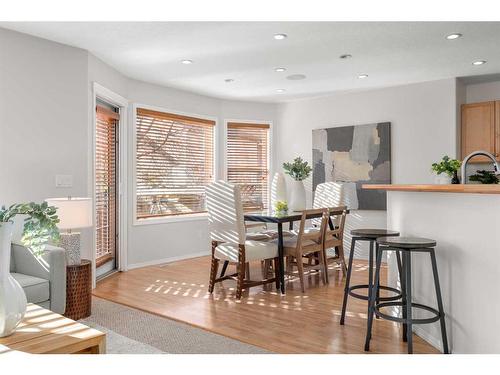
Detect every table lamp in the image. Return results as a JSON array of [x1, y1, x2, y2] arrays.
[[45, 197, 92, 265]]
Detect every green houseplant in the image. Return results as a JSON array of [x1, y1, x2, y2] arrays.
[[283, 157, 312, 181], [469, 170, 500, 184], [0, 202, 60, 337], [283, 157, 312, 211], [0, 202, 60, 256], [431, 155, 462, 184]]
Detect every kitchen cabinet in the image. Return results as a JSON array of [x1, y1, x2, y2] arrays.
[[461, 101, 500, 162]]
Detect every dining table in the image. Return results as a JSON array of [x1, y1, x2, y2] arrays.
[[232, 207, 350, 294]]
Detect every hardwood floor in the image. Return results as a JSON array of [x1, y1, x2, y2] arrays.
[[93, 256, 439, 354]]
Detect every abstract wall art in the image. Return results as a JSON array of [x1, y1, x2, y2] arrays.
[[312, 122, 391, 210]]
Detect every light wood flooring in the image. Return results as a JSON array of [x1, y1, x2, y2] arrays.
[[93, 256, 439, 354]]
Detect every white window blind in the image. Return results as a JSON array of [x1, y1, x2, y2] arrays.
[[95, 105, 118, 264], [226, 122, 270, 211], [135, 108, 215, 219]]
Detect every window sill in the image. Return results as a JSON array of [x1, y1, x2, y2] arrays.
[[133, 212, 209, 226]]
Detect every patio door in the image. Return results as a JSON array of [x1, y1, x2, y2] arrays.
[[95, 100, 119, 278]]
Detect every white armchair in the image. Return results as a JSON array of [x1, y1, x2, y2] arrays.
[[10, 242, 66, 314]]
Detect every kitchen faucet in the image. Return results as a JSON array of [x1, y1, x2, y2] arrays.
[[461, 150, 500, 184]]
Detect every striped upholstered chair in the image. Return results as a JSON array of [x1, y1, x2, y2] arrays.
[[206, 181, 280, 299]]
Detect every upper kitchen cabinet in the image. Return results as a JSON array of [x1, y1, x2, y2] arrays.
[[461, 101, 499, 162]]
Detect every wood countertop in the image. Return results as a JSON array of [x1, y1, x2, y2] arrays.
[[362, 184, 500, 194]]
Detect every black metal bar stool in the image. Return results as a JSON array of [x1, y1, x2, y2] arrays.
[[365, 236, 450, 354], [340, 229, 402, 326]]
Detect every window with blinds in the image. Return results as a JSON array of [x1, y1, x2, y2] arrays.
[[226, 122, 270, 211], [95, 105, 118, 265], [135, 107, 215, 219]]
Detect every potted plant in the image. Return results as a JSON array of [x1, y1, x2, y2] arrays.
[[469, 170, 500, 184], [0, 202, 59, 337], [283, 157, 312, 211], [431, 156, 462, 184]]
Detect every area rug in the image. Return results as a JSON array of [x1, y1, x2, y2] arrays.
[[81, 297, 270, 354]]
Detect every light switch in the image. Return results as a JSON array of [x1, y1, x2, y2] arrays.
[[55, 174, 73, 188]]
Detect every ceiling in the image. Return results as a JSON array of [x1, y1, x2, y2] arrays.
[[2, 22, 500, 102]]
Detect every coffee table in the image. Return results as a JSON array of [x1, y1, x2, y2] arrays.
[[0, 303, 105, 354]]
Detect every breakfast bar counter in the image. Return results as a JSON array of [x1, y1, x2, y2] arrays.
[[363, 184, 500, 353], [363, 184, 500, 194]]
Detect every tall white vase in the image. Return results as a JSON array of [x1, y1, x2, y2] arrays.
[[0, 222, 27, 337], [271, 173, 287, 209], [289, 180, 306, 211]]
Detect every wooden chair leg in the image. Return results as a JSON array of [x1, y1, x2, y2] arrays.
[[273, 257, 280, 289], [245, 262, 251, 281], [322, 248, 329, 284], [208, 257, 219, 293], [236, 256, 245, 300], [295, 253, 306, 293], [338, 244, 347, 277]]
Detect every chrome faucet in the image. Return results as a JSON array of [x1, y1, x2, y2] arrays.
[[461, 150, 500, 184]]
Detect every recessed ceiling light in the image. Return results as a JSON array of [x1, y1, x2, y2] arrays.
[[275, 67, 287, 72], [276, 89, 286, 93], [472, 60, 486, 66], [446, 33, 462, 40], [224, 78, 234, 83], [274, 33, 287, 40], [339, 54, 352, 59], [286, 74, 306, 81], [358, 74, 369, 79], [181, 59, 193, 65]]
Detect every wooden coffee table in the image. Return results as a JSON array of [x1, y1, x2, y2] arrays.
[[0, 303, 105, 354]]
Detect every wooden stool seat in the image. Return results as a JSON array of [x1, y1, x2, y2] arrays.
[[350, 228, 400, 238], [377, 236, 436, 249]]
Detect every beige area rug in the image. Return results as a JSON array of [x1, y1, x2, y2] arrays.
[[81, 297, 270, 354]]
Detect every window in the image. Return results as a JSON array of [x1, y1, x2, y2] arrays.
[[135, 107, 215, 220], [226, 122, 270, 211]]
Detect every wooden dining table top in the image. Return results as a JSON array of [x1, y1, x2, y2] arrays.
[[244, 207, 350, 223]]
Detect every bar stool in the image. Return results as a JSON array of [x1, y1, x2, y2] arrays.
[[340, 229, 402, 325], [365, 237, 449, 354]]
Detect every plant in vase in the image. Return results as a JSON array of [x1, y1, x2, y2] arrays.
[[283, 157, 312, 211], [0, 202, 59, 337], [431, 156, 462, 184], [274, 200, 288, 216]]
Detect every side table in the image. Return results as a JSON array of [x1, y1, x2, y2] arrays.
[[65, 259, 92, 320]]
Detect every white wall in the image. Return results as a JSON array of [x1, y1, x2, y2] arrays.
[[0, 28, 93, 256], [275, 79, 459, 258], [1, 27, 278, 270], [465, 80, 500, 103]]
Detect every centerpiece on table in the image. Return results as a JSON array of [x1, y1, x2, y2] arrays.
[[0, 202, 60, 337], [431, 155, 462, 184], [283, 157, 312, 211]]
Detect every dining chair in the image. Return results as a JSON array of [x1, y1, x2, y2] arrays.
[[281, 208, 329, 293], [206, 181, 280, 299], [313, 182, 349, 277], [323, 206, 348, 280]]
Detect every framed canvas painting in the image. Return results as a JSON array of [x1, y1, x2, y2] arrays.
[[312, 122, 391, 210]]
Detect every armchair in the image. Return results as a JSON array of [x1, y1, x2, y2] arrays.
[[9, 241, 66, 314]]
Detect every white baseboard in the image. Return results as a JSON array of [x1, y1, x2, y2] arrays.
[[413, 326, 443, 353], [127, 251, 210, 270]]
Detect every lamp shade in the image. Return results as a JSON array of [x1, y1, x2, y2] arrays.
[[45, 197, 93, 230]]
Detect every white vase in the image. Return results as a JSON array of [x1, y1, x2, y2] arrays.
[[271, 173, 287, 209], [0, 222, 27, 337], [434, 174, 452, 185], [289, 180, 306, 211]]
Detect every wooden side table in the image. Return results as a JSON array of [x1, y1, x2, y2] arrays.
[[0, 304, 105, 354], [65, 259, 92, 320]]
